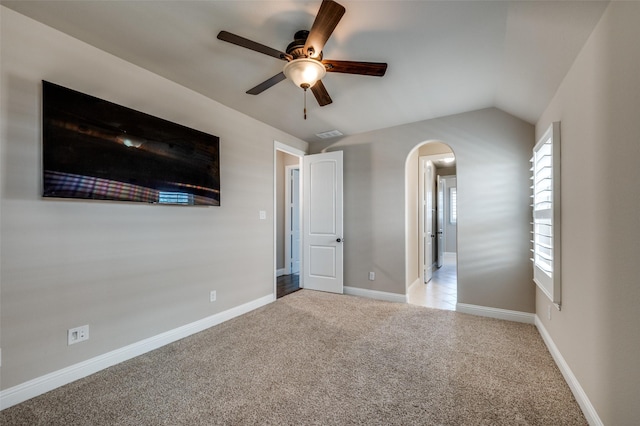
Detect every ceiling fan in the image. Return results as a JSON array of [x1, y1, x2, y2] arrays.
[[217, 0, 387, 118]]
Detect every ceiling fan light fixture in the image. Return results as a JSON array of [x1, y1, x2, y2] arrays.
[[283, 58, 326, 90]]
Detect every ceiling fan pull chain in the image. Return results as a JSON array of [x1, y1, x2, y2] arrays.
[[304, 88, 307, 120]]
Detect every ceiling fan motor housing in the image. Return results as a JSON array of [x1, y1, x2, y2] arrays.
[[286, 30, 323, 60]]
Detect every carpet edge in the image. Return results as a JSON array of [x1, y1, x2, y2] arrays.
[[456, 303, 535, 324], [344, 286, 408, 303]]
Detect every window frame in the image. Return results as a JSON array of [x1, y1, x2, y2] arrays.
[[531, 122, 561, 306], [449, 186, 457, 224]]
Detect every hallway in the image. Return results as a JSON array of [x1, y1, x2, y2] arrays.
[[408, 254, 457, 310], [276, 273, 300, 299]]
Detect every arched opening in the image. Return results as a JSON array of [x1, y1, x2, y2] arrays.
[[405, 141, 457, 310]]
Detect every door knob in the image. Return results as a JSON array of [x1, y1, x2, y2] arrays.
[[336, 238, 343, 243]]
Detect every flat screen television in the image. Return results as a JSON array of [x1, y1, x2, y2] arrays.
[[42, 81, 220, 206]]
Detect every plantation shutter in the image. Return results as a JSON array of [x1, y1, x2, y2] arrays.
[[531, 122, 561, 305]]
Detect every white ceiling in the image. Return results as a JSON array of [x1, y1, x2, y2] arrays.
[[2, 0, 609, 143]]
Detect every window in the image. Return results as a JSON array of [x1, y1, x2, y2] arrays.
[[449, 187, 457, 224], [531, 122, 561, 306]]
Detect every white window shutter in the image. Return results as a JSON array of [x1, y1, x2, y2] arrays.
[[531, 122, 561, 306]]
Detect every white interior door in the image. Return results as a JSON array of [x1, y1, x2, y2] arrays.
[[437, 176, 445, 268], [302, 151, 343, 294], [420, 158, 435, 283]]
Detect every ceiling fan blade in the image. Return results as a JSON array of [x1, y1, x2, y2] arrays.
[[322, 59, 388, 77], [218, 31, 291, 61], [303, 0, 345, 59], [246, 72, 287, 95], [311, 80, 333, 106]]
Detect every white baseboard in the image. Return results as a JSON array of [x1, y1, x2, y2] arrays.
[[535, 316, 603, 426], [344, 286, 408, 303], [407, 277, 421, 293], [456, 303, 535, 324], [0, 294, 274, 411], [276, 268, 287, 277]]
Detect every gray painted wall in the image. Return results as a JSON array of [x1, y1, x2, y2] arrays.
[[436, 166, 456, 177], [418, 142, 453, 157], [0, 8, 307, 390], [312, 108, 534, 313], [535, 2, 640, 424]]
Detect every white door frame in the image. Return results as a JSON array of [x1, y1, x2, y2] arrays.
[[284, 165, 301, 275], [274, 141, 305, 299]]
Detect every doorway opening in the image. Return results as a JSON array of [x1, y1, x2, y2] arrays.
[[406, 141, 457, 310], [274, 143, 345, 299], [274, 142, 303, 299]]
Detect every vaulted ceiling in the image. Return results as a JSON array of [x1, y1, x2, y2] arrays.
[[2, 1, 609, 142]]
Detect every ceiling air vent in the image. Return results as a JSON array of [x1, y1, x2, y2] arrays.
[[315, 129, 343, 139]]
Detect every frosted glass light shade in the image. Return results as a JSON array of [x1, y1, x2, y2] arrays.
[[283, 58, 326, 89]]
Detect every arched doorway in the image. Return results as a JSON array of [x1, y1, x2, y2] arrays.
[[405, 141, 457, 310]]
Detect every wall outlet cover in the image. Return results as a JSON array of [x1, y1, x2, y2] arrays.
[[68, 325, 89, 345]]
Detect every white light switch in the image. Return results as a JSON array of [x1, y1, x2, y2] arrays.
[[259, 210, 267, 220]]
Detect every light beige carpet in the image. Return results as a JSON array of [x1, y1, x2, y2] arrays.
[[1, 290, 586, 425]]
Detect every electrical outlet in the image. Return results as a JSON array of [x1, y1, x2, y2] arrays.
[[210, 290, 217, 302], [547, 305, 552, 320], [369, 272, 375, 281], [259, 210, 267, 220], [68, 325, 89, 345]]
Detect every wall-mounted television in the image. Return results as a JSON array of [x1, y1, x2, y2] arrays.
[[42, 81, 220, 206]]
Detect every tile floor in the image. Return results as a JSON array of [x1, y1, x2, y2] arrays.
[[408, 254, 457, 310]]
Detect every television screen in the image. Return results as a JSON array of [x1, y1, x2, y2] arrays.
[[42, 81, 220, 206]]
